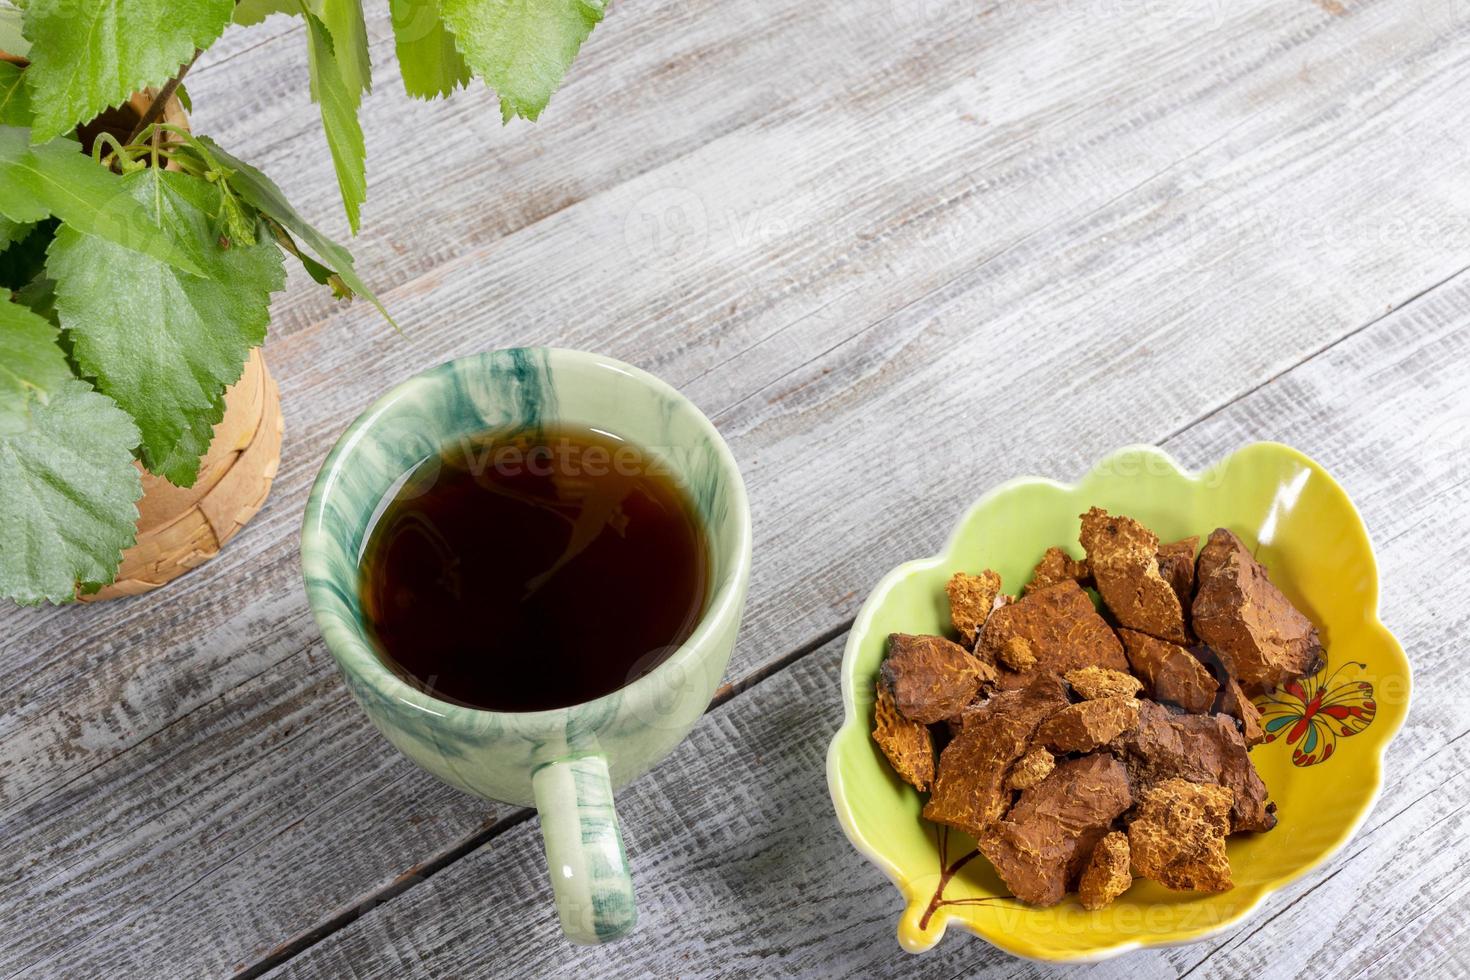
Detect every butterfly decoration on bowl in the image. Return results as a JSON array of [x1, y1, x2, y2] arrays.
[[1254, 656, 1377, 766]]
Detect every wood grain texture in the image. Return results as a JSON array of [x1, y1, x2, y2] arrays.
[[1, 0, 1468, 974], [8, 0, 1469, 810], [265, 274, 1470, 980]]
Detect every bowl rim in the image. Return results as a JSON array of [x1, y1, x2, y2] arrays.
[[825, 441, 1412, 962]]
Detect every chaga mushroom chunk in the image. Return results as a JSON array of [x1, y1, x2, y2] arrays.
[[1079, 508, 1188, 645], [1023, 546, 1092, 596], [1112, 700, 1275, 833], [923, 675, 1070, 837], [1128, 779, 1234, 893], [872, 680, 935, 791], [977, 753, 1133, 907], [976, 580, 1128, 688], [881, 633, 995, 724], [946, 570, 1003, 646], [1193, 528, 1324, 695], [1079, 832, 1132, 910], [1216, 675, 1266, 747], [1007, 745, 1056, 791], [1034, 696, 1141, 754], [1120, 628, 1218, 714], [1156, 535, 1199, 627], [946, 696, 1000, 736], [1065, 665, 1144, 701]]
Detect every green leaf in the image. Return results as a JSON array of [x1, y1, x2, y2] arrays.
[[233, 0, 297, 26], [439, 0, 604, 121], [0, 215, 29, 251], [20, 0, 235, 143], [193, 135, 394, 326], [302, 7, 367, 234], [0, 128, 206, 276], [0, 3, 29, 58], [391, 0, 472, 99], [318, 0, 371, 102], [0, 379, 142, 605], [0, 59, 31, 126], [0, 294, 71, 433], [48, 169, 286, 486], [11, 269, 55, 323]]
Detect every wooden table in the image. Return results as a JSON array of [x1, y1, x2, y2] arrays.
[[4, 0, 1467, 975]]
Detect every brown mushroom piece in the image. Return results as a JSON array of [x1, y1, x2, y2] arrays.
[[977, 753, 1133, 906], [881, 633, 995, 724], [976, 579, 1129, 688], [1034, 696, 1141, 754], [1120, 628, 1218, 714], [1192, 528, 1323, 695], [1023, 546, 1092, 596], [924, 675, 1070, 837], [1111, 699, 1275, 833], [1007, 745, 1056, 791], [1215, 675, 1267, 747], [1155, 535, 1200, 619], [1079, 507, 1188, 645], [1078, 832, 1133, 910], [1064, 665, 1144, 701]]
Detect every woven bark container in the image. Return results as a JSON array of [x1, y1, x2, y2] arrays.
[[82, 349, 284, 602], [43, 81, 286, 601]]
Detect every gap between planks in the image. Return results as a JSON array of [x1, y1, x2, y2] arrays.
[[231, 260, 1470, 979], [232, 618, 856, 979]]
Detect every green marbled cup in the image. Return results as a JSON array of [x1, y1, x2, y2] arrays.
[[301, 348, 752, 945]]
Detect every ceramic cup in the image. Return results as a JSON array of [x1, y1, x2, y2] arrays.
[[301, 348, 752, 944]]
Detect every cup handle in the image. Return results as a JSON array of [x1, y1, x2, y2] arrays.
[[532, 754, 638, 944]]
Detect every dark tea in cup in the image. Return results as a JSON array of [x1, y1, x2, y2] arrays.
[[358, 424, 710, 712]]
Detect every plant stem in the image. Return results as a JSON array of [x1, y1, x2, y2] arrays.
[[126, 48, 202, 145]]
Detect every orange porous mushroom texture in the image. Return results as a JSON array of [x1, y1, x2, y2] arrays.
[[872, 680, 934, 792], [1080, 507, 1188, 645], [999, 635, 1038, 672], [1023, 546, 1092, 596], [1064, 665, 1143, 701], [1078, 831, 1133, 910], [1034, 696, 1141, 754], [1128, 779, 1235, 893], [946, 570, 1003, 646], [1006, 745, 1056, 791]]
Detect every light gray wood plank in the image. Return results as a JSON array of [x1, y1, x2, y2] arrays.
[[3, 0, 1468, 976], [0, 0, 986, 812], [262, 296, 1470, 976], [8, 0, 1467, 814], [21, 249, 1470, 980], [180, 0, 950, 338]]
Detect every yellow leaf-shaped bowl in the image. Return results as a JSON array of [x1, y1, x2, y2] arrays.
[[826, 443, 1410, 961]]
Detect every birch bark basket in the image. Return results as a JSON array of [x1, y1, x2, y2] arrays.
[[0, 62, 289, 602]]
